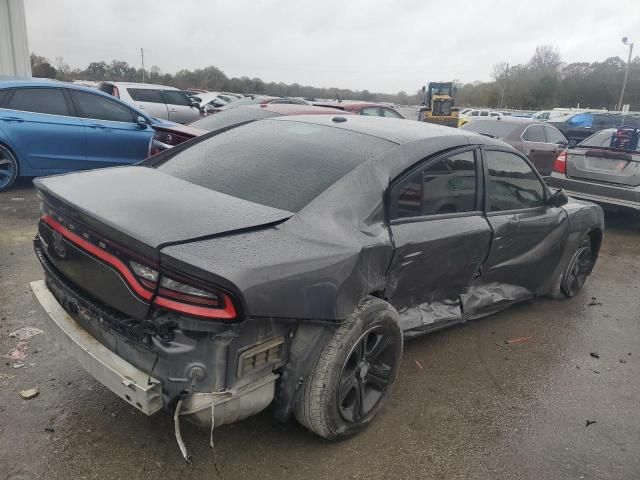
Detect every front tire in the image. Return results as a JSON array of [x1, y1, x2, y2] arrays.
[[294, 296, 403, 440], [561, 238, 594, 297], [0, 144, 19, 192]]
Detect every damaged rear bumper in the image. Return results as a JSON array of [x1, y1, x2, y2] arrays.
[[30, 279, 278, 427], [30, 279, 163, 415]]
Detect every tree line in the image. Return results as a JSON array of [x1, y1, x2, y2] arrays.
[[30, 44, 639, 110]]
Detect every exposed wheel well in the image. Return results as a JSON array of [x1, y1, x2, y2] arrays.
[[587, 228, 603, 260]]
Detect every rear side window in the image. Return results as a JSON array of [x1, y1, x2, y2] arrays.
[[544, 126, 566, 144], [128, 88, 164, 104], [484, 151, 545, 212], [157, 120, 393, 212], [361, 107, 381, 116], [382, 108, 403, 119], [72, 91, 135, 123], [189, 107, 278, 132], [522, 125, 547, 142], [7, 88, 70, 116], [391, 150, 477, 219], [162, 90, 191, 106], [0, 90, 7, 106], [99, 83, 115, 95]]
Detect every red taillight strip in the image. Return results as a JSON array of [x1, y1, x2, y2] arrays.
[[41, 214, 153, 301], [154, 294, 237, 320]]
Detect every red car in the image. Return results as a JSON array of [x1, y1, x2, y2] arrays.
[[148, 103, 352, 156], [313, 101, 404, 119]]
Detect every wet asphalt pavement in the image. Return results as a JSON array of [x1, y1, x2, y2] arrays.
[[1, 178, 639, 480]]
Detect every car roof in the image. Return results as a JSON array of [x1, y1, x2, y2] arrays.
[[0, 78, 64, 89], [100, 81, 178, 90], [0, 78, 122, 97], [249, 103, 353, 116], [271, 114, 489, 145]]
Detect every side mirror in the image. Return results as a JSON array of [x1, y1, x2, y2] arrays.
[[136, 116, 148, 129], [190, 100, 200, 109], [568, 139, 577, 148], [548, 188, 569, 208]]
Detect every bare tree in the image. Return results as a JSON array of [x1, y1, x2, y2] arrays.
[[529, 45, 561, 71]]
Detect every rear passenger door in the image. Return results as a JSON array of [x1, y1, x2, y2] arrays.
[[127, 88, 169, 119], [162, 90, 199, 124], [470, 148, 568, 314], [0, 87, 86, 173], [386, 148, 493, 332], [70, 90, 153, 168]]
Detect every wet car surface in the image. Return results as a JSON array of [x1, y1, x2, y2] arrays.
[[1, 177, 639, 479]]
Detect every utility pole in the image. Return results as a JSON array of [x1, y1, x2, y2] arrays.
[[140, 47, 145, 83], [617, 37, 633, 111], [498, 63, 509, 109]]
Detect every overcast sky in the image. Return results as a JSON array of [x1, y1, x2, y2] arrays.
[[24, 0, 640, 93]]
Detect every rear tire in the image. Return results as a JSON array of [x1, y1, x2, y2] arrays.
[[0, 144, 18, 192], [294, 297, 403, 440]]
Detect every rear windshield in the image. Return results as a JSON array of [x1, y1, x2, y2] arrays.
[[579, 128, 640, 152], [461, 120, 522, 138], [157, 119, 394, 212], [189, 107, 278, 131]]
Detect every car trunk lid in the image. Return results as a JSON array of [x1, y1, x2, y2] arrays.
[[34, 166, 292, 319], [565, 148, 640, 187]]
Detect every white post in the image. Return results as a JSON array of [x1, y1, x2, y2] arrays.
[[0, 0, 31, 77]]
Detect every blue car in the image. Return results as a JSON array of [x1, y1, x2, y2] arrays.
[[0, 79, 173, 191]]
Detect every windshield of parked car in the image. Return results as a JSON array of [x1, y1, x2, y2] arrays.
[[157, 119, 394, 212], [461, 120, 522, 138], [189, 107, 279, 131]]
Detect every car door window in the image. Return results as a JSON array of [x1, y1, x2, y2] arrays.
[[7, 88, 70, 116], [544, 125, 566, 144], [479, 111, 489, 117], [72, 91, 136, 123], [391, 150, 477, 219], [522, 125, 546, 142], [382, 108, 403, 119], [162, 90, 191, 106], [568, 113, 593, 127], [470, 110, 479, 116], [127, 88, 165, 104], [485, 150, 545, 212], [360, 107, 381, 116]]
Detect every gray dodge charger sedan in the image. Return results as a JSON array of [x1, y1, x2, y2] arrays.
[[30, 115, 604, 450]]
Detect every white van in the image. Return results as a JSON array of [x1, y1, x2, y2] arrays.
[[98, 82, 201, 124]]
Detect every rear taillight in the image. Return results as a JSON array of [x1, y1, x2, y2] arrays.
[[148, 129, 193, 157], [154, 276, 237, 320], [553, 151, 567, 174], [129, 261, 237, 320]]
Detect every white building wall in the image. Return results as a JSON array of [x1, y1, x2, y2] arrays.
[[0, 0, 31, 77]]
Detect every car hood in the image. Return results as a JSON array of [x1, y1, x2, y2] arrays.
[[34, 166, 293, 261]]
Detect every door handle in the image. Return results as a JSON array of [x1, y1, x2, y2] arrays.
[[169, 108, 177, 112], [86, 123, 107, 129], [1, 116, 24, 122]]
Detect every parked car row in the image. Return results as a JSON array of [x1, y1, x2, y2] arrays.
[[460, 118, 568, 176], [0, 79, 174, 191]]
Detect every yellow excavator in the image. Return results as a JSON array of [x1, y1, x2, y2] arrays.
[[418, 82, 458, 128]]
